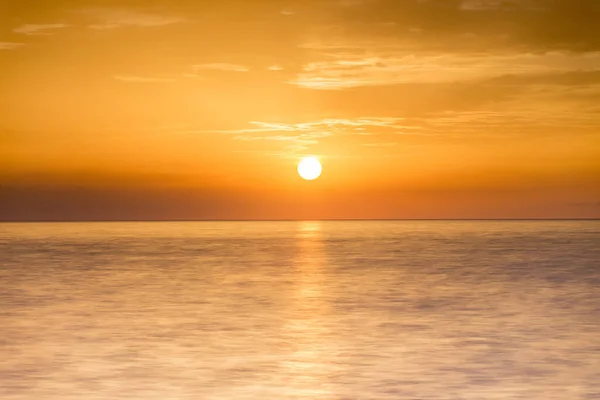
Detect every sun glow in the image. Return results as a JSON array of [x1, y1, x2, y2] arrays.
[[298, 157, 322, 181]]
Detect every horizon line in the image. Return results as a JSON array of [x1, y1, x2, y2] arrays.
[[1, 218, 599, 223]]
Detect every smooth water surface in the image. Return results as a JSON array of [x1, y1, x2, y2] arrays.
[[1, 221, 599, 399]]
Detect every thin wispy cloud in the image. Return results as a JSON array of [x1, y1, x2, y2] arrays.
[[233, 131, 331, 154], [423, 106, 600, 134], [290, 50, 600, 89], [460, 0, 506, 10], [234, 134, 327, 143], [210, 118, 420, 137], [225, 118, 424, 155], [13, 24, 69, 36], [407, 84, 600, 138], [0, 42, 24, 50], [245, 118, 402, 132], [459, 0, 542, 10], [193, 63, 250, 72], [82, 8, 185, 29], [149, 118, 409, 137]]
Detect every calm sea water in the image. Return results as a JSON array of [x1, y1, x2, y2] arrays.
[[0, 221, 599, 399]]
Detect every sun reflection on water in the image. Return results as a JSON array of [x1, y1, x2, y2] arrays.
[[276, 221, 341, 399]]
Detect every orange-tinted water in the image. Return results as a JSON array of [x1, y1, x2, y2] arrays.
[[1, 221, 599, 399]]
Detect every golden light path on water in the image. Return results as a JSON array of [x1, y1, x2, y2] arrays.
[[277, 221, 337, 398]]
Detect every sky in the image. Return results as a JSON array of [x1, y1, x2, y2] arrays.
[[1, 0, 599, 220]]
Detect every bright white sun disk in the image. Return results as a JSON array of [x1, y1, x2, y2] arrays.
[[298, 157, 322, 180]]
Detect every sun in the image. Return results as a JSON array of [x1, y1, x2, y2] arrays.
[[298, 157, 322, 181]]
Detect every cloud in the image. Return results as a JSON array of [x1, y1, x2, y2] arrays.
[[460, 0, 512, 10], [158, 118, 419, 138], [289, 50, 600, 89], [114, 75, 177, 83], [193, 63, 250, 72], [233, 132, 329, 154], [310, 0, 600, 52], [413, 96, 600, 136], [212, 117, 419, 138], [82, 8, 185, 29], [234, 134, 326, 143], [218, 118, 426, 155], [225, 118, 414, 134], [268, 65, 284, 71], [0, 42, 24, 50], [13, 24, 69, 36], [200, 83, 599, 143], [339, 0, 366, 6], [486, 70, 600, 86]]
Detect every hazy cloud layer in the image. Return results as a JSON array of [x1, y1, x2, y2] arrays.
[[13, 23, 69, 35], [0, 42, 24, 49], [80, 8, 185, 29], [327, 0, 600, 51], [291, 51, 600, 89], [211, 118, 427, 154]]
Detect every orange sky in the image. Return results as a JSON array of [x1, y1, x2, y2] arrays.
[[1, 0, 599, 219]]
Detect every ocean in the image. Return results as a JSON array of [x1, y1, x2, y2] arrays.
[[1, 221, 599, 399]]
